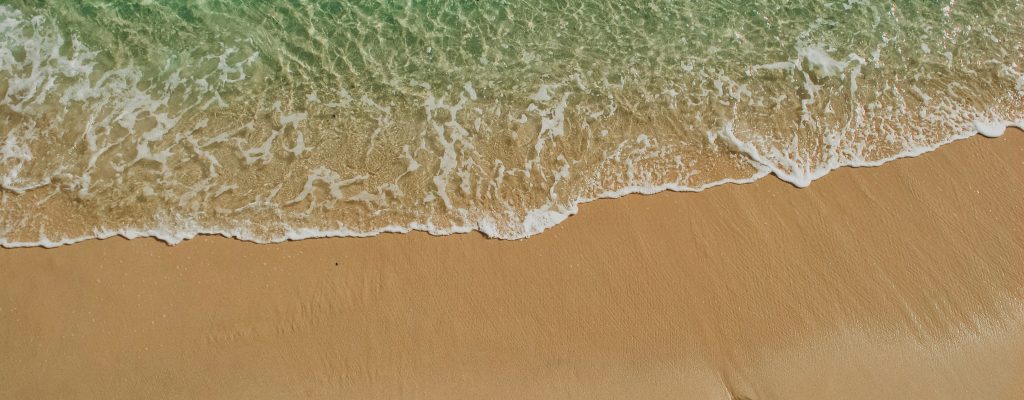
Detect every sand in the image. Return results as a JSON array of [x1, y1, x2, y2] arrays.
[[1, 130, 1022, 400]]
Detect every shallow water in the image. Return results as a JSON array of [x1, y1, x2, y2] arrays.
[[1, 1, 1022, 246]]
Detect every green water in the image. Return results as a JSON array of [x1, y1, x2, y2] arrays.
[[1, 1, 1022, 246]]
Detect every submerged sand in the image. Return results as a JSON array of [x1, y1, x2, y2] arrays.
[[1, 130, 1022, 399]]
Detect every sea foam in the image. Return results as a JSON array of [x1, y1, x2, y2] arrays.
[[1, 2, 1022, 247]]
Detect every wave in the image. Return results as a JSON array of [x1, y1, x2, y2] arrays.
[[3, 122, 1019, 249], [1, 2, 1023, 247]]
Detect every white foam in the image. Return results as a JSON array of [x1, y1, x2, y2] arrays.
[[974, 120, 1008, 138], [2, 5, 1023, 248], [5, 119, 1018, 249], [529, 83, 559, 102], [286, 167, 366, 205], [720, 119, 1020, 188]]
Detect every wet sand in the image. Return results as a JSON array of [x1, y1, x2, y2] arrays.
[[1, 130, 1022, 399]]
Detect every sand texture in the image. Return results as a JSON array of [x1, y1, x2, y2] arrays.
[[1, 131, 1022, 399]]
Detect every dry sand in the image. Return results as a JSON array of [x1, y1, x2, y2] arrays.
[[1, 130, 1022, 400]]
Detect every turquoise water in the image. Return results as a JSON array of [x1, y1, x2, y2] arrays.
[[1, 1, 1022, 246]]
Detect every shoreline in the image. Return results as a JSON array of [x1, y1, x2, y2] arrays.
[[2, 130, 1022, 399], [3, 126, 1020, 249]]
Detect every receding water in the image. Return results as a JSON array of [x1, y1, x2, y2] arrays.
[[1, 1, 1022, 246]]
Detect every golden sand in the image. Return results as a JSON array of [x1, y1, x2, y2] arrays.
[[1, 131, 1022, 399]]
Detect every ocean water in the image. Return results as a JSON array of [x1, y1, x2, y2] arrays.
[[1, 1, 1021, 247]]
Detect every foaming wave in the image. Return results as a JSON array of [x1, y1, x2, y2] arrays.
[[2, 120, 1018, 249], [1, 2, 1023, 247]]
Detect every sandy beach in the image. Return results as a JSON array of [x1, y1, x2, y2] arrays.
[[1, 130, 1022, 399]]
